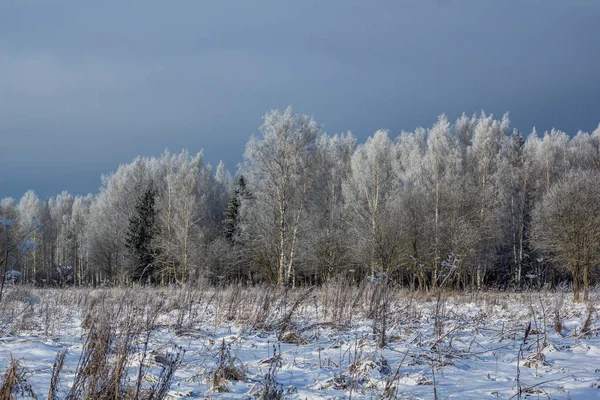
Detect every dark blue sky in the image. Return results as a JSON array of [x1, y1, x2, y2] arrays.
[[1, 0, 599, 199]]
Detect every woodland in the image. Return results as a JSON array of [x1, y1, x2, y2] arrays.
[[2, 108, 600, 301]]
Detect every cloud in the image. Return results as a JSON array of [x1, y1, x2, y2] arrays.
[[0, 0, 599, 199], [0, 52, 156, 115]]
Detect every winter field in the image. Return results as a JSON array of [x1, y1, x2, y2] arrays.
[[0, 283, 599, 399]]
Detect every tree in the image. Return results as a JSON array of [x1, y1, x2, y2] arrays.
[[241, 107, 320, 285], [17, 190, 42, 280], [394, 130, 429, 288], [0, 200, 42, 302], [223, 175, 251, 243], [87, 157, 155, 284], [125, 184, 159, 283], [6, 107, 600, 291], [467, 112, 508, 288], [532, 171, 600, 301], [70, 195, 93, 285], [343, 130, 398, 277], [421, 115, 462, 286], [496, 131, 533, 285], [305, 132, 355, 282], [156, 150, 210, 283], [537, 129, 569, 192]]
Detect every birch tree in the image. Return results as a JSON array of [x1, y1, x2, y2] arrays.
[[155, 151, 212, 282], [532, 171, 600, 301], [421, 115, 461, 285], [343, 130, 398, 277], [70, 195, 92, 284], [87, 157, 154, 284], [496, 131, 532, 285], [241, 107, 320, 285], [468, 112, 508, 288], [306, 132, 355, 282], [17, 190, 42, 281]]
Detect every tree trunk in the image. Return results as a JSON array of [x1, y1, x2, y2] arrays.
[[278, 200, 286, 286], [433, 177, 440, 287], [583, 263, 589, 301], [572, 267, 580, 302]]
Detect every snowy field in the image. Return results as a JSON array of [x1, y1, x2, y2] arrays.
[[0, 284, 599, 399]]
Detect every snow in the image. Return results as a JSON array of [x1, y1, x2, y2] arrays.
[[0, 286, 598, 399]]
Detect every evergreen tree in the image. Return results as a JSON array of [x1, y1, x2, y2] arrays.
[[223, 175, 251, 243], [125, 184, 158, 283]]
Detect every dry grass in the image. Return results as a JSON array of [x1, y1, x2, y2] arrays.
[[0, 355, 36, 400], [0, 281, 597, 399], [47, 350, 66, 400]]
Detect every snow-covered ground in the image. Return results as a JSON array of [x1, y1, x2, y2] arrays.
[[0, 285, 598, 399]]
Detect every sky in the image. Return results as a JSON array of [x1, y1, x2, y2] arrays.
[[1, 0, 599, 200]]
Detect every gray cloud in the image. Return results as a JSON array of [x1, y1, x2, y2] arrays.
[[1, 0, 599, 199]]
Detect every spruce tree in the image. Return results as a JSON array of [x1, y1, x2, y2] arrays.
[[125, 183, 158, 283], [223, 175, 251, 243]]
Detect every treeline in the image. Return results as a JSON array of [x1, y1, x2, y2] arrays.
[[1, 108, 600, 299]]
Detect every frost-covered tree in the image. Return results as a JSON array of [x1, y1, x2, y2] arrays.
[[4, 107, 600, 294], [538, 129, 569, 191], [223, 175, 251, 243], [343, 130, 398, 277], [0, 198, 18, 278], [421, 115, 462, 285], [215, 160, 233, 199], [394, 129, 429, 287], [155, 151, 207, 282], [467, 112, 508, 288], [241, 107, 320, 285], [86, 174, 126, 284], [532, 171, 600, 301], [86, 157, 155, 284], [567, 130, 600, 172], [70, 195, 93, 284], [305, 132, 355, 282], [495, 131, 534, 284], [48, 191, 74, 280], [17, 190, 42, 280]]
